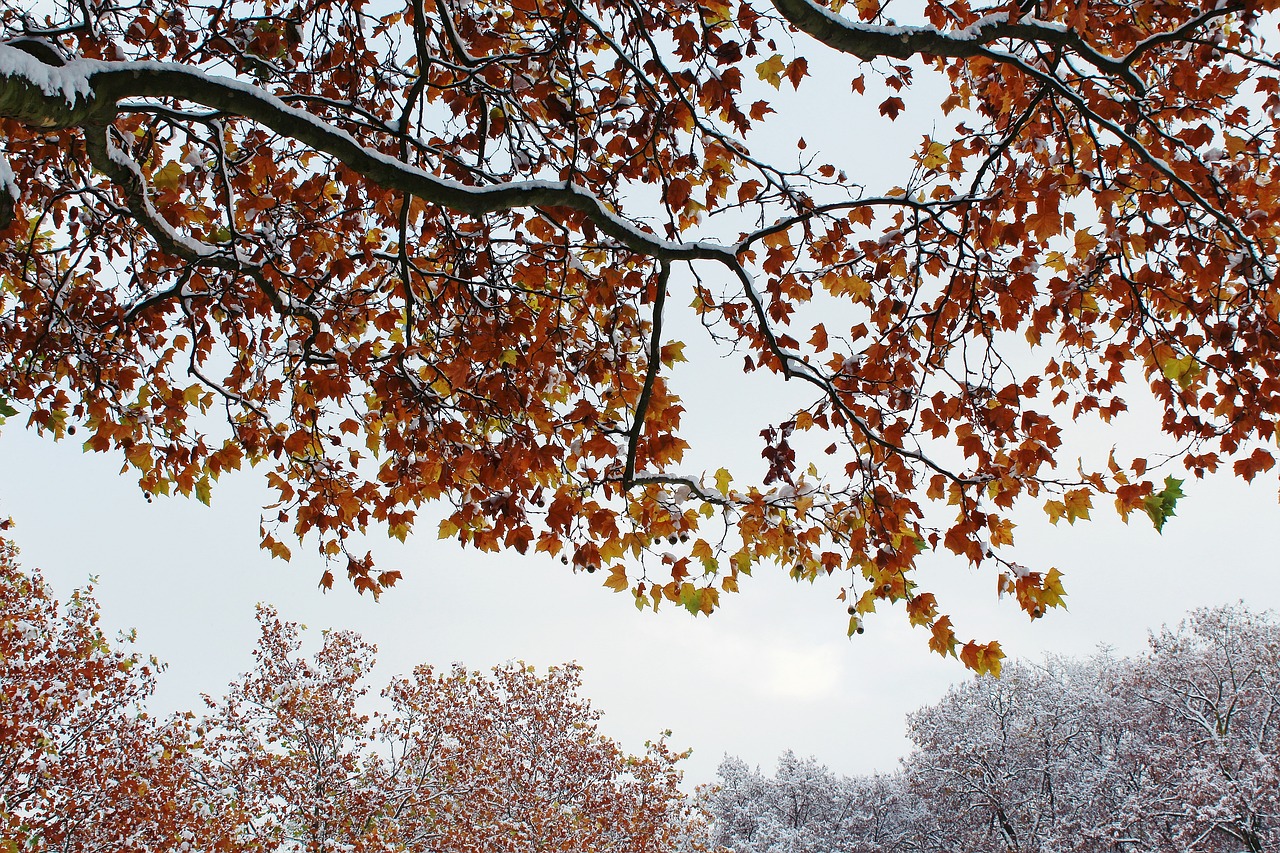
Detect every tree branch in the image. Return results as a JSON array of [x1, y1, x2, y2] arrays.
[[769, 0, 1238, 89], [0, 45, 738, 267]]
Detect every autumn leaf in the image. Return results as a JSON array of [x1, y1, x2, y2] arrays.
[[604, 564, 629, 592], [1234, 448, 1276, 482], [661, 341, 688, 366], [152, 161, 184, 191], [3, 0, 1279, 664], [755, 54, 785, 89], [1073, 229, 1100, 259], [784, 58, 809, 90], [1143, 477, 1185, 532], [879, 97, 905, 120], [919, 138, 948, 170], [665, 176, 693, 209]]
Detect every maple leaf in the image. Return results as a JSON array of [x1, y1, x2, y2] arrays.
[[604, 565, 629, 592], [784, 58, 809, 90], [1143, 477, 1185, 532], [918, 137, 948, 170], [755, 54, 785, 89], [879, 97, 905, 120]]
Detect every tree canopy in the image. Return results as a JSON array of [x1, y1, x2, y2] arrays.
[[0, 531, 702, 851], [1, 0, 1278, 667], [706, 604, 1280, 852]]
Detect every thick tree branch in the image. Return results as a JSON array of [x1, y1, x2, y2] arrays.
[[769, 0, 1238, 86], [0, 46, 738, 267]]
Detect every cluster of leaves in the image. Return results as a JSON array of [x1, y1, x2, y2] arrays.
[[0, 529, 705, 852], [1, 0, 1279, 663], [705, 603, 1280, 852]]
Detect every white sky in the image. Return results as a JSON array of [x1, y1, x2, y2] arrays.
[[4, 364, 1279, 788], [4, 26, 1280, 790]]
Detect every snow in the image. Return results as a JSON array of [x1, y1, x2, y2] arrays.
[[952, 11, 1011, 39], [0, 44, 92, 106], [102, 137, 222, 261], [0, 154, 17, 203]]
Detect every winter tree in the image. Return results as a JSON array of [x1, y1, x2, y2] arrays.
[[709, 605, 1280, 851], [0, 524, 239, 851]]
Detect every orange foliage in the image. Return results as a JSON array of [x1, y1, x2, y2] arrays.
[[2, 0, 1279, 665], [0, 528, 703, 850]]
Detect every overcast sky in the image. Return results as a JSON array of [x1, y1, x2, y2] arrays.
[[5, 28, 1280, 790], [4, 351, 1280, 788]]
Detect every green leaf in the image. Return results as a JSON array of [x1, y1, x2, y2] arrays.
[[1143, 476, 1185, 532], [679, 582, 701, 614], [195, 476, 212, 507], [0, 394, 16, 423]]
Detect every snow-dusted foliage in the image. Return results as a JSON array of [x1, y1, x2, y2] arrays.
[[708, 604, 1280, 853], [0, 528, 704, 852], [0, 526, 235, 851]]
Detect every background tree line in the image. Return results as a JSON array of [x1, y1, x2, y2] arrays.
[[0, 528, 703, 852], [6, 518, 1279, 852], [706, 604, 1280, 853]]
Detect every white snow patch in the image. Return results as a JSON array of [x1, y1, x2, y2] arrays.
[[0, 44, 93, 106], [0, 154, 17, 203]]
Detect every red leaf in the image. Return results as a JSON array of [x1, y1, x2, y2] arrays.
[[879, 97, 905, 120]]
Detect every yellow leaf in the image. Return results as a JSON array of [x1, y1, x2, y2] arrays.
[[1041, 567, 1067, 609], [1073, 229, 1100, 259], [1063, 489, 1092, 524], [714, 467, 732, 494], [1044, 499, 1066, 525], [152, 161, 184, 191], [755, 54, 785, 89], [920, 138, 948, 170], [598, 538, 625, 562], [1161, 353, 1198, 390], [604, 565, 629, 592], [660, 341, 687, 366]]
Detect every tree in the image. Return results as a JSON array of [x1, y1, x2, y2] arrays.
[[199, 608, 705, 853], [1111, 606, 1280, 852], [705, 752, 913, 853], [0, 522, 239, 852], [706, 752, 862, 852], [375, 660, 700, 853], [0, 525, 704, 850], [901, 656, 1132, 852], [705, 605, 1280, 852], [1, 0, 1277, 664]]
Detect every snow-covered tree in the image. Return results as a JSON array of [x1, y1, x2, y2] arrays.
[[0, 524, 238, 852], [1110, 606, 1280, 852], [710, 604, 1280, 853]]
